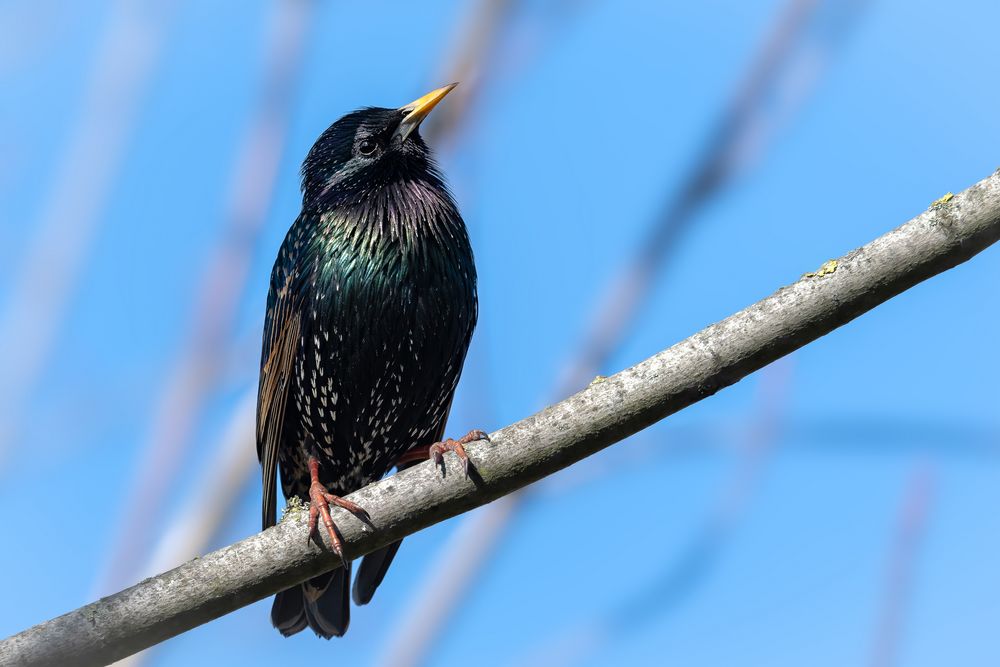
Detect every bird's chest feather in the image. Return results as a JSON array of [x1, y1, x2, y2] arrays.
[[282, 212, 475, 492]]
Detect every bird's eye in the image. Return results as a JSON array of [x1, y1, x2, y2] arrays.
[[358, 139, 377, 156]]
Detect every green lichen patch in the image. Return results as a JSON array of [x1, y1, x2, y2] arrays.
[[281, 495, 307, 521]]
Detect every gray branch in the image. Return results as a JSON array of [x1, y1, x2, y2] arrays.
[[4, 172, 1000, 667]]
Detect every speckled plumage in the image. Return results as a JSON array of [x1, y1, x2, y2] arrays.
[[256, 100, 476, 638]]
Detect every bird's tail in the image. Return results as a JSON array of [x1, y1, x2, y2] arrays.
[[272, 561, 352, 639], [353, 539, 403, 605], [351, 456, 422, 606]]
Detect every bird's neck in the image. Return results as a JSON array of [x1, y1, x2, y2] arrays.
[[305, 177, 470, 275], [329, 177, 457, 235]]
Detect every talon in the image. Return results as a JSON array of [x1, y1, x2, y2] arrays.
[[461, 448, 470, 477]]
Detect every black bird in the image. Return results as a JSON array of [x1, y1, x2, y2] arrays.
[[256, 84, 486, 639]]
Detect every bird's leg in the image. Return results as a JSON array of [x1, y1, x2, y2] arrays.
[[396, 429, 490, 477], [306, 457, 371, 565]]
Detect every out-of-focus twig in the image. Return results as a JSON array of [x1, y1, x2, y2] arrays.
[[422, 0, 518, 155], [92, 0, 316, 598], [868, 464, 935, 667], [142, 395, 258, 579], [381, 2, 868, 664], [110, 393, 258, 667], [557, 0, 834, 396], [0, 0, 175, 468], [376, 499, 520, 667]]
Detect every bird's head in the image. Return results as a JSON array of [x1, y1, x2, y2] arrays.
[[301, 84, 457, 208]]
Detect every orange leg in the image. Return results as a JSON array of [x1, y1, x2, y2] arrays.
[[306, 457, 370, 565]]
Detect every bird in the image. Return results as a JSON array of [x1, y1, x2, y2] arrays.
[[256, 84, 486, 639]]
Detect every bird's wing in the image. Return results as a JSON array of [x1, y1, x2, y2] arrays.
[[257, 270, 302, 530]]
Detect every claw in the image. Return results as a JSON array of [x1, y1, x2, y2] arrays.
[[427, 429, 489, 478], [464, 429, 490, 443]]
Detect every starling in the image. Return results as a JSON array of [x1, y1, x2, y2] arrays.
[[256, 84, 486, 639]]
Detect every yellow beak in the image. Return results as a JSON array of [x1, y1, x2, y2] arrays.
[[395, 83, 458, 141]]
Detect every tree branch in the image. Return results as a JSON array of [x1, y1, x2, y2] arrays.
[[4, 171, 999, 667]]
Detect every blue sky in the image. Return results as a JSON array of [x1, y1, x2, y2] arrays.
[[2, 1, 999, 666]]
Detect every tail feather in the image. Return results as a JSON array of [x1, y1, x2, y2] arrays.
[[271, 587, 308, 637], [272, 562, 352, 639], [352, 540, 403, 605], [350, 458, 421, 607]]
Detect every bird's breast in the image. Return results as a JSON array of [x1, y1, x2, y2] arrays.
[[286, 233, 475, 494]]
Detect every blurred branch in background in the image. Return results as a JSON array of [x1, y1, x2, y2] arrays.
[[4, 168, 999, 666], [422, 0, 519, 156], [0, 0, 176, 468], [380, 1, 870, 664], [110, 395, 258, 667], [561, 0, 870, 396], [0, 3, 73, 230], [868, 464, 935, 667], [92, 0, 316, 600], [143, 394, 258, 580], [516, 359, 793, 667]]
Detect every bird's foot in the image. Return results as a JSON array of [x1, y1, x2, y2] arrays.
[[397, 429, 490, 477], [430, 429, 490, 477], [306, 458, 371, 566]]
